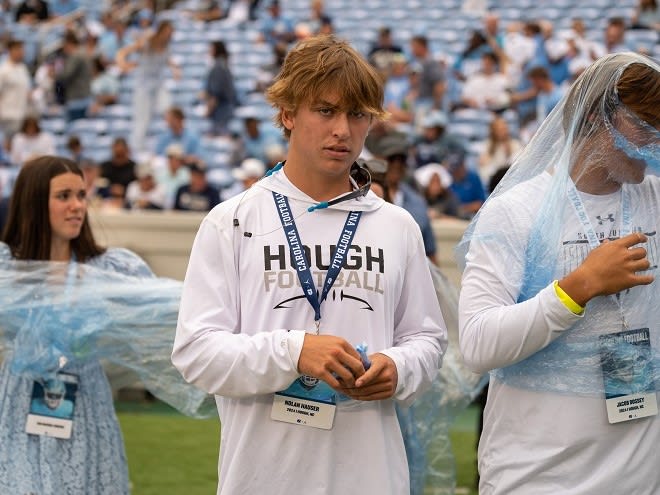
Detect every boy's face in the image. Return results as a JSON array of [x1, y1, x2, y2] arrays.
[[282, 91, 372, 180]]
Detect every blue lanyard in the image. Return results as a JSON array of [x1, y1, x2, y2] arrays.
[[272, 191, 361, 322], [567, 180, 634, 326], [567, 181, 632, 250]]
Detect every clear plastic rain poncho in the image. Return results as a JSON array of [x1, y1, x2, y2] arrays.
[[0, 247, 215, 418], [456, 52, 660, 398], [399, 264, 486, 495], [0, 243, 485, 492]]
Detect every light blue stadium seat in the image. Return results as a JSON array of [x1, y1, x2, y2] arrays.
[[39, 118, 68, 136], [207, 166, 234, 189], [69, 118, 109, 137], [450, 121, 489, 142], [451, 108, 495, 125], [104, 105, 132, 120], [109, 119, 132, 138], [625, 29, 659, 51]]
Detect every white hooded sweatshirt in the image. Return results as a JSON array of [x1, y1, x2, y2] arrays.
[[172, 167, 447, 495]]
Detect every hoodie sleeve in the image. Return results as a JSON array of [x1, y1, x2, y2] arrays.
[[172, 212, 304, 398], [378, 219, 448, 406]]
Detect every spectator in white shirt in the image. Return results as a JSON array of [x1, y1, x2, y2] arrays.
[[125, 161, 166, 210], [9, 116, 56, 167], [0, 40, 32, 143], [459, 51, 511, 111]]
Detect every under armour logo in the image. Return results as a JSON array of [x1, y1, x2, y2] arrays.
[[596, 214, 615, 225]]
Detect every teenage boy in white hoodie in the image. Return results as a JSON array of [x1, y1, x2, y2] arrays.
[[172, 35, 447, 495]]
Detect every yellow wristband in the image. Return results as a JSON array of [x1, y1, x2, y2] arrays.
[[553, 280, 584, 315]]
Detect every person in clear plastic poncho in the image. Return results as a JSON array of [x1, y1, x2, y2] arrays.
[[0, 156, 212, 494], [457, 52, 659, 494]]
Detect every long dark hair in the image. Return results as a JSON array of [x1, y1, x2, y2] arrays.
[[1, 156, 106, 261]]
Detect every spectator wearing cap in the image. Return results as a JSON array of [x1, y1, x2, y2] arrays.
[[221, 157, 266, 201], [412, 110, 466, 168], [125, 162, 166, 210], [100, 137, 136, 201], [174, 161, 220, 212], [446, 151, 485, 220], [414, 162, 461, 219], [364, 120, 409, 160], [263, 143, 286, 170], [155, 106, 201, 159], [380, 138, 437, 263], [204, 41, 238, 137], [156, 143, 191, 209]]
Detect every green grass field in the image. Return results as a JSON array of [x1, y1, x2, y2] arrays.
[[117, 401, 479, 495]]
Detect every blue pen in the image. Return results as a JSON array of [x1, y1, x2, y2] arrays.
[[356, 343, 371, 370]]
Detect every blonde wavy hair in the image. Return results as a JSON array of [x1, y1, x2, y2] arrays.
[[266, 35, 387, 138]]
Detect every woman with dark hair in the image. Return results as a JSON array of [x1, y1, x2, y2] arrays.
[[0, 156, 148, 493], [2, 156, 105, 261], [0, 156, 211, 493], [458, 53, 660, 494]]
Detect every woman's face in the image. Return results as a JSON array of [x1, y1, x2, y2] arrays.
[[49, 172, 87, 246]]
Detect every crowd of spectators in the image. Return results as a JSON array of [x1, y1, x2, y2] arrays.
[[0, 0, 657, 228]]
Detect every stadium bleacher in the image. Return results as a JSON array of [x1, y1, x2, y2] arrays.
[[3, 0, 655, 189]]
